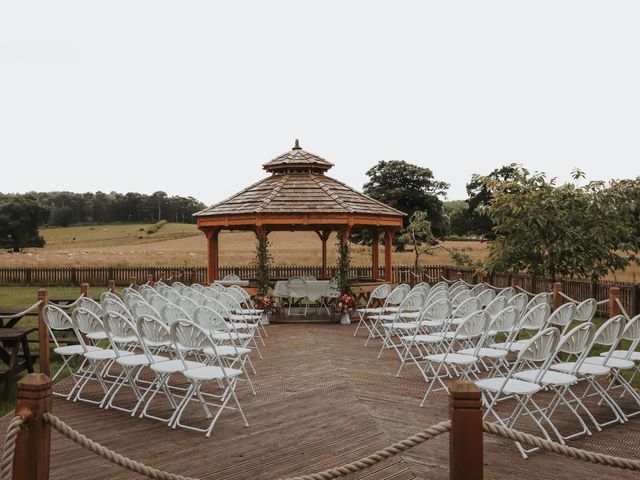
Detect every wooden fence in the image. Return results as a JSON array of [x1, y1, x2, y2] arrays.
[[0, 265, 638, 317]]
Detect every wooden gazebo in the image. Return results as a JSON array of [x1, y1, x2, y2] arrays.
[[195, 140, 405, 283]]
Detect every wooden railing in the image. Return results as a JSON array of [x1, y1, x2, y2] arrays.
[[1, 265, 638, 317]]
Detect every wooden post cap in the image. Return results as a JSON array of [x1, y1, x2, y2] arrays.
[[449, 380, 481, 400], [37, 289, 48, 299], [16, 374, 53, 397]]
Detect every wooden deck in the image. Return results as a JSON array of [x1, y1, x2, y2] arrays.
[[2, 323, 640, 479]]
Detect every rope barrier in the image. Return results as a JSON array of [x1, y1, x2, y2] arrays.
[[483, 282, 509, 291], [42, 413, 198, 480], [483, 422, 640, 471], [0, 415, 24, 480], [440, 276, 460, 284], [55, 294, 86, 310], [558, 292, 580, 304], [615, 298, 631, 320], [3, 410, 640, 478], [597, 299, 610, 306], [0, 301, 42, 320], [515, 286, 537, 297]]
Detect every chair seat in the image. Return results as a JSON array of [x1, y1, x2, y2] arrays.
[[458, 347, 508, 359], [183, 365, 242, 381], [377, 314, 396, 322], [229, 314, 260, 322], [150, 359, 201, 373], [584, 356, 635, 370], [54, 344, 100, 355], [476, 377, 541, 395], [112, 335, 137, 344], [382, 322, 417, 330], [420, 320, 445, 328], [212, 332, 252, 341], [84, 349, 134, 361], [227, 321, 257, 330], [400, 334, 442, 344], [550, 362, 609, 376], [203, 346, 251, 357], [87, 331, 107, 340], [514, 369, 577, 386], [489, 341, 523, 352], [426, 353, 478, 365], [602, 350, 640, 362], [236, 308, 263, 315], [117, 354, 165, 367], [145, 339, 171, 348], [358, 307, 383, 315]]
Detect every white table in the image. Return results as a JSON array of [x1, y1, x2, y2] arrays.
[[214, 280, 250, 287], [272, 280, 331, 301]]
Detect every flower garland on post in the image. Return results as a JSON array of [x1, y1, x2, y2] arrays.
[[335, 229, 355, 324], [254, 229, 271, 296]]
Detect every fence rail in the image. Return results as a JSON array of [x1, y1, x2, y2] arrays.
[[0, 265, 638, 317]]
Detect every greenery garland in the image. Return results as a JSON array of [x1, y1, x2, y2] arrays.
[[254, 232, 271, 296], [336, 229, 352, 293]]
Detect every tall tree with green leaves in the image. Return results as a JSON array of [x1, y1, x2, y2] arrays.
[[480, 167, 640, 280], [0, 197, 49, 251], [363, 160, 449, 237]]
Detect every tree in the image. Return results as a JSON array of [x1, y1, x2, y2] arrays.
[[0, 197, 49, 251], [363, 160, 449, 238], [398, 211, 437, 274], [480, 168, 640, 280], [443, 200, 469, 236], [49, 206, 74, 227], [463, 164, 521, 238]]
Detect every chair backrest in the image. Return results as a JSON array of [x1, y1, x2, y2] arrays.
[[136, 314, 172, 348], [203, 287, 221, 301], [618, 314, 640, 358], [385, 284, 410, 308], [286, 277, 308, 298], [470, 284, 485, 296], [425, 289, 448, 305], [171, 281, 186, 294], [449, 311, 490, 353], [176, 296, 199, 316], [591, 315, 626, 348], [484, 296, 507, 318], [546, 302, 576, 331], [103, 311, 142, 352], [575, 298, 597, 323], [163, 289, 181, 304], [161, 304, 191, 324], [367, 284, 391, 306], [395, 291, 424, 318], [519, 303, 550, 331], [43, 305, 73, 349], [452, 297, 480, 319], [71, 308, 105, 351], [100, 291, 124, 305], [302, 275, 316, 281], [517, 327, 560, 363], [222, 274, 242, 282], [102, 298, 132, 319], [452, 289, 473, 307], [496, 286, 515, 301], [421, 298, 451, 321], [75, 297, 102, 316], [148, 294, 170, 313], [411, 282, 431, 296], [525, 292, 551, 311], [194, 306, 229, 332], [476, 288, 496, 307], [489, 306, 520, 334], [556, 322, 595, 356], [204, 297, 230, 318], [508, 292, 528, 312], [191, 283, 206, 293], [448, 284, 467, 297], [131, 301, 160, 320], [170, 320, 229, 375]]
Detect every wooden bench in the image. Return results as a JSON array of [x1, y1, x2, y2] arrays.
[[0, 327, 36, 399]]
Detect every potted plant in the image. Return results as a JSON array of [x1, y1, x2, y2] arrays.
[[255, 294, 278, 324], [334, 293, 356, 325]]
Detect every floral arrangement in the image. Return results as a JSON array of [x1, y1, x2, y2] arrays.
[[255, 294, 278, 313], [334, 293, 356, 315]]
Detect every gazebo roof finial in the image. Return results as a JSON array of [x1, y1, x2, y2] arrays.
[[293, 139, 301, 150]]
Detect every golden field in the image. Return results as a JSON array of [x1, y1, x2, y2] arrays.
[[0, 224, 637, 282]]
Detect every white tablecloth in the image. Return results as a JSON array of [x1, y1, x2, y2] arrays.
[[273, 280, 331, 301], [214, 280, 250, 287]]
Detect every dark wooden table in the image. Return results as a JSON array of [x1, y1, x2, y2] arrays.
[[0, 308, 38, 328], [0, 327, 36, 399]]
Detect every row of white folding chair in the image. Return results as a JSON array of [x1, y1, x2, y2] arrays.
[[62, 305, 248, 437]]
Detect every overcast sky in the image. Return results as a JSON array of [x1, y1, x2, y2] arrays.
[[1, 1, 638, 205]]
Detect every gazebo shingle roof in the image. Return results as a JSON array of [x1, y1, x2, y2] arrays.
[[194, 172, 404, 216]]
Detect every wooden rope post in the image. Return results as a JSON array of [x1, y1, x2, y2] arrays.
[[552, 282, 563, 310], [455, 271, 463, 281], [191, 271, 197, 285], [13, 373, 52, 480], [510, 277, 519, 290], [107, 280, 115, 293], [129, 276, 137, 288], [80, 283, 89, 298], [609, 287, 621, 318], [481, 274, 488, 284], [146, 274, 154, 287], [449, 381, 483, 480], [37, 290, 49, 377]]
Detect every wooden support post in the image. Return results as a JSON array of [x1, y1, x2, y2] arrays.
[[371, 227, 379, 281], [315, 229, 331, 280], [456, 271, 463, 281], [206, 228, 220, 283], [13, 373, 52, 480], [609, 287, 621, 318], [481, 274, 488, 284], [552, 282, 563, 310], [449, 381, 483, 480], [511, 277, 519, 289], [80, 283, 89, 298], [384, 228, 393, 282], [191, 270, 197, 285], [37, 290, 49, 377], [107, 279, 115, 293], [129, 276, 137, 288], [146, 274, 154, 287]]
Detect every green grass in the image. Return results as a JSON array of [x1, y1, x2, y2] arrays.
[[41, 223, 198, 248]]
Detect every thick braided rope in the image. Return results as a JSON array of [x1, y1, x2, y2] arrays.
[[483, 422, 640, 471], [597, 299, 609, 306], [514, 285, 538, 297], [42, 413, 197, 480], [280, 420, 452, 480], [56, 294, 86, 310], [0, 416, 24, 480], [615, 298, 631, 320], [559, 291, 580, 303], [483, 282, 509, 291], [0, 301, 42, 320]]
